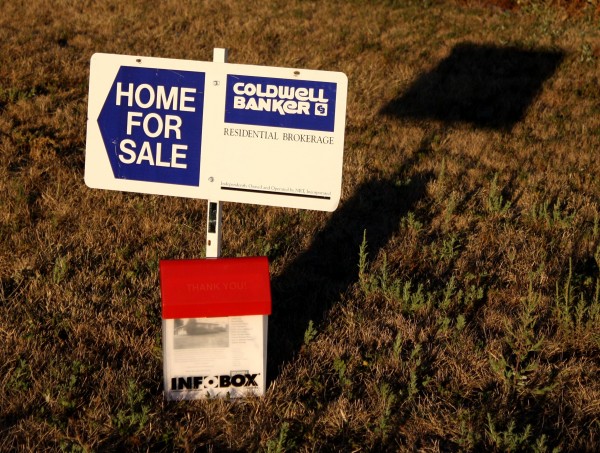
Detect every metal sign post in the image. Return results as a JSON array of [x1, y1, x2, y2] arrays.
[[206, 199, 222, 257], [206, 48, 227, 258]]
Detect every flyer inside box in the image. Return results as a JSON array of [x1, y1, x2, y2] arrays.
[[163, 314, 268, 400]]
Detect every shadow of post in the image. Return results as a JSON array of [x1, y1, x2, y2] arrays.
[[380, 43, 564, 130], [267, 166, 433, 382]]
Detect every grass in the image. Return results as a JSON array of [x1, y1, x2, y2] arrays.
[[1, 0, 600, 451]]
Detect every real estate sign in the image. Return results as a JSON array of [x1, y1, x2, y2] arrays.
[[85, 53, 348, 211]]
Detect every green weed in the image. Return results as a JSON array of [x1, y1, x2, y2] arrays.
[[56, 360, 87, 411], [7, 358, 31, 392], [442, 191, 458, 230], [59, 440, 88, 453], [266, 422, 295, 453], [580, 43, 595, 64], [456, 409, 480, 450], [52, 254, 69, 284], [333, 357, 351, 389], [0, 85, 39, 103], [358, 229, 369, 291], [490, 283, 554, 396], [455, 313, 466, 331], [555, 258, 600, 338], [374, 382, 397, 440], [486, 412, 560, 452], [430, 234, 461, 263], [113, 380, 150, 436], [392, 332, 403, 358], [401, 211, 423, 233], [486, 414, 532, 451], [378, 252, 390, 292], [486, 173, 512, 215], [530, 198, 575, 229], [303, 320, 317, 346], [397, 281, 429, 314]]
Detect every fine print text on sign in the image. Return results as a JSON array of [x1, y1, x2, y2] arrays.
[[85, 53, 348, 211]]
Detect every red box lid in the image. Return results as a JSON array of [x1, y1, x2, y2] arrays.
[[160, 257, 271, 319]]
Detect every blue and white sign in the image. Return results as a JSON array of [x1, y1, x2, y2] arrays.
[[224, 75, 337, 132], [85, 53, 348, 211], [98, 67, 205, 186]]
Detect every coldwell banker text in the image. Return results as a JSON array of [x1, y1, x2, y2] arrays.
[[231, 82, 328, 116], [225, 74, 337, 132]]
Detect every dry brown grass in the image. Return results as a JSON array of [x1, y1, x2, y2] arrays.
[[1, 0, 600, 451]]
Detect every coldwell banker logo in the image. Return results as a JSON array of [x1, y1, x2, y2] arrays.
[[224, 74, 337, 132]]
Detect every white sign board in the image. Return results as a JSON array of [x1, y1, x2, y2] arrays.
[[85, 53, 348, 211]]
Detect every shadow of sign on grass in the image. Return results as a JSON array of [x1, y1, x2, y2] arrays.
[[268, 161, 433, 382], [380, 43, 564, 130], [266, 43, 564, 383]]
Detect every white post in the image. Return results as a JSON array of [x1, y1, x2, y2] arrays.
[[206, 48, 228, 258]]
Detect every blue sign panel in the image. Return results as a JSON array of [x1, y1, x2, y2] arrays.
[[224, 75, 337, 132], [98, 66, 205, 186]]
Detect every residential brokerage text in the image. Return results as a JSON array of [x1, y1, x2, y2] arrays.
[[223, 126, 335, 145]]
